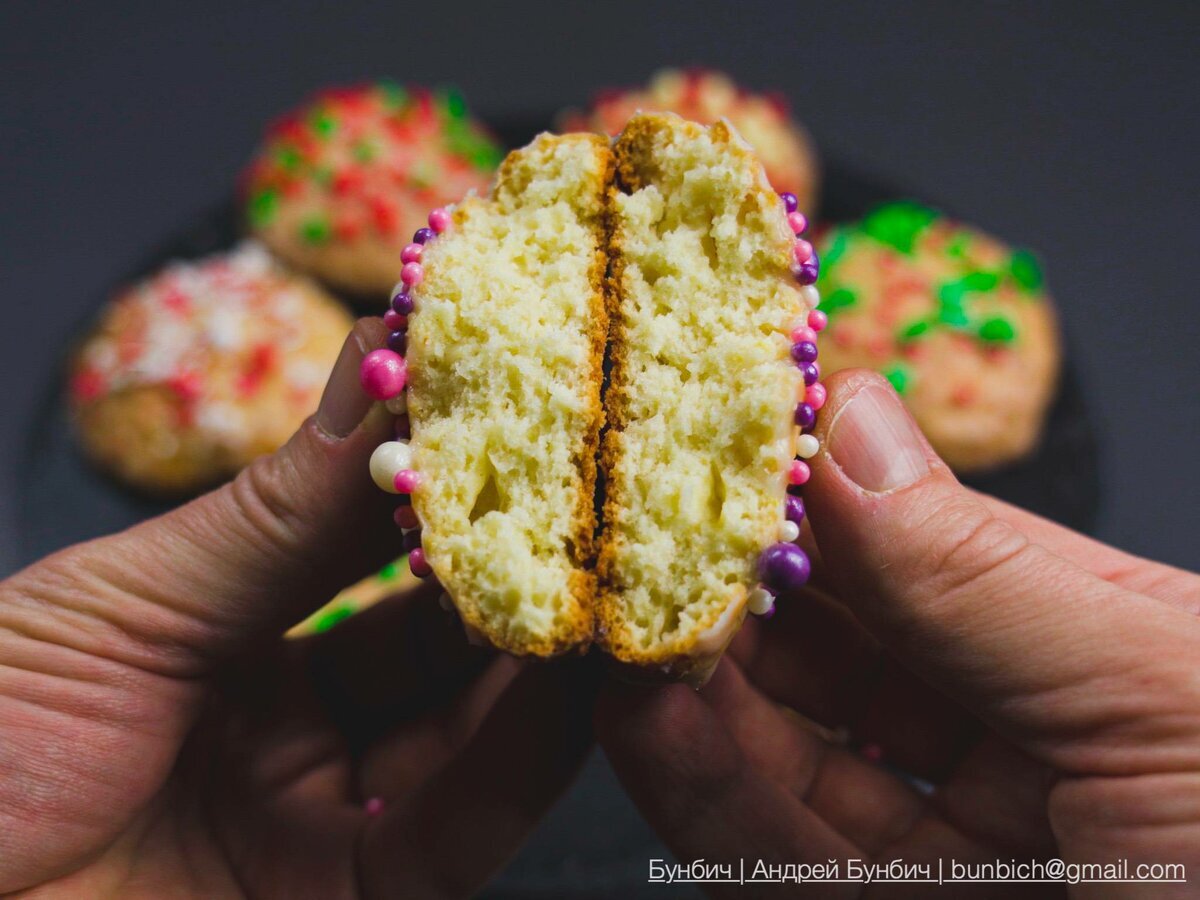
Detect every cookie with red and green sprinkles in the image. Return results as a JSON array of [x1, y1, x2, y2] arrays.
[[557, 68, 820, 215], [813, 201, 1060, 472], [69, 242, 353, 494], [243, 82, 503, 298]]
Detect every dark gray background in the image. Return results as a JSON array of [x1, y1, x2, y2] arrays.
[[2, 1, 1198, 575], [1, 1, 1198, 894]]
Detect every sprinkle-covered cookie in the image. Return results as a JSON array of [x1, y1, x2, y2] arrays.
[[70, 242, 352, 494], [814, 202, 1060, 472], [243, 83, 503, 297], [558, 68, 820, 215]]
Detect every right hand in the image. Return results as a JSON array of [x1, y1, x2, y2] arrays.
[[598, 370, 1200, 897]]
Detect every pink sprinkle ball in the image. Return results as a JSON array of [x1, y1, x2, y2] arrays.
[[401, 243, 424, 264], [806, 382, 827, 410], [787, 211, 809, 235], [360, 349, 407, 401], [861, 743, 884, 763], [428, 208, 451, 234], [409, 547, 433, 578], [790, 325, 818, 345], [364, 796, 385, 817], [383, 309, 407, 331], [788, 459, 811, 486], [393, 468, 421, 494], [400, 262, 424, 287], [394, 505, 419, 529], [807, 309, 828, 332], [793, 239, 814, 265]]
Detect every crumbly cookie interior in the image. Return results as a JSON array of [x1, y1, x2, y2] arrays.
[[597, 116, 802, 666], [407, 134, 611, 655]]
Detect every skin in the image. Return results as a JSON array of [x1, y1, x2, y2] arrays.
[[597, 370, 1200, 898], [1, 321, 1196, 897], [0, 320, 596, 899]]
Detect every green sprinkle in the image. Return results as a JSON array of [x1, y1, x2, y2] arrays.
[[469, 143, 504, 172], [817, 287, 857, 315], [961, 270, 1000, 292], [945, 233, 970, 258], [899, 319, 930, 341], [378, 561, 399, 581], [937, 302, 969, 327], [884, 365, 910, 395], [978, 316, 1017, 343], [862, 201, 938, 254], [938, 281, 966, 306], [310, 110, 338, 139], [440, 86, 468, 119], [300, 218, 331, 244], [1009, 249, 1043, 292], [353, 140, 377, 163], [275, 144, 303, 172], [378, 80, 409, 110], [821, 230, 850, 272], [312, 603, 356, 633], [312, 166, 334, 187], [248, 188, 279, 228]]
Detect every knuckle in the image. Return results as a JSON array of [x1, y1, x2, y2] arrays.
[[224, 452, 310, 564]]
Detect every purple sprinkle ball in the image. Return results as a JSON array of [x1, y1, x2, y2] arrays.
[[757, 542, 812, 592], [779, 191, 799, 214], [412, 227, 436, 244], [794, 402, 816, 429], [785, 494, 806, 525], [791, 340, 819, 364], [800, 362, 820, 386], [387, 330, 407, 353], [796, 262, 819, 285], [391, 291, 414, 315], [402, 529, 423, 553]]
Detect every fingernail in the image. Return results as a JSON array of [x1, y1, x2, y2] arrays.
[[827, 382, 930, 493], [316, 324, 376, 439]]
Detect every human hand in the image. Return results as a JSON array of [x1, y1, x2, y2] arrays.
[[0, 319, 595, 898], [598, 369, 1200, 897]]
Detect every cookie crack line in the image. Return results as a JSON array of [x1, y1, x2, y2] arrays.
[[360, 114, 828, 679]]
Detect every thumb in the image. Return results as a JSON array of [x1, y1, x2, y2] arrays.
[[806, 369, 1197, 764], [5, 317, 401, 673]]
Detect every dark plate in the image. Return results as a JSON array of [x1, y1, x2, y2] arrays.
[[15, 116, 1100, 897]]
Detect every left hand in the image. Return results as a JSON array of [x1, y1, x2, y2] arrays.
[[0, 319, 595, 898]]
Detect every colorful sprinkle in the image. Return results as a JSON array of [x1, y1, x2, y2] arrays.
[[393, 468, 421, 494], [788, 459, 811, 486], [757, 542, 812, 592], [409, 547, 433, 578], [360, 349, 407, 400]]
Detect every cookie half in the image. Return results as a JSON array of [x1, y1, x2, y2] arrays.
[[596, 115, 806, 680], [401, 133, 613, 656]]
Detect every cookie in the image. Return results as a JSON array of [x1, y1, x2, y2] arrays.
[[361, 114, 828, 682], [287, 558, 417, 637], [813, 202, 1061, 472], [558, 68, 820, 216], [242, 83, 503, 298], [70, 242, 352, 494]]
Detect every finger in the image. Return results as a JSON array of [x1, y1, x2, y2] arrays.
[[3, 318, 404, 675], [806, 369, 1200, 772], [703, 660, 928, 856], [595, 681, 859, 898], [977, 492, 1200, 612], [358, 658, 598, 899], [357, 655, 522, 801], [729, 599, 981, 781], [298, 585, 493, 749]]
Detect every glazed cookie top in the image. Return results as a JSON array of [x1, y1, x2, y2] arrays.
[[814, 202, 1060, 470], [242, 83, 503, 292], [70, 242, 347, 447], [559, 68, 818, 211]]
